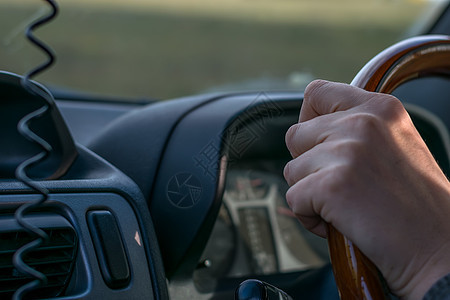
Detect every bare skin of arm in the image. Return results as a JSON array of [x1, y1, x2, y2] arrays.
[[283, 80, 450, 300]]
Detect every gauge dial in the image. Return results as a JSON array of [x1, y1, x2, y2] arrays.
[[195, 169, 328, 282], [224, 170, 327, 275]]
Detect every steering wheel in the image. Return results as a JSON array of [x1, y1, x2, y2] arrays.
[[327, 35, 450, 299]]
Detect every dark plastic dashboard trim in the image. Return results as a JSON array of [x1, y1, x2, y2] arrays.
[[0, 145, 169, 300]]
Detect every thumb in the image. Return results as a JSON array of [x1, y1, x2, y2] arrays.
[[300, 80, 377, 122]]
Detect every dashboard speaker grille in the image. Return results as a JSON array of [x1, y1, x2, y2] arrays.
[[0, 214, 78, 299]]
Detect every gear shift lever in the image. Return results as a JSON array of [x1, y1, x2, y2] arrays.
[[235, 279, 293, 300]]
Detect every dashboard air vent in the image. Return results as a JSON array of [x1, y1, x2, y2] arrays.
[[0, 213, 78, 299]]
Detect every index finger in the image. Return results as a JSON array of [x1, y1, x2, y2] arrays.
[[300, 80, 376, 122]]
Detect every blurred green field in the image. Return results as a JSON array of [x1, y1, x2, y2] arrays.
[[0, 0, 430, 100]]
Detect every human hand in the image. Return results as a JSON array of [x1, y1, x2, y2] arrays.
[[283, 80, 450, 300]]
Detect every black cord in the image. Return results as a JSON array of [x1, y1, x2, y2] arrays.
[[13, 1, 59, 299]]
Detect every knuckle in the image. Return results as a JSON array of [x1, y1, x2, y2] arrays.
[[371, 93, 408, 121], [341, 112, 385, 139], [283, 162, 291, 184], [319, 164, 353, 197], [330, 139, 365, 159], [346, 112, 380, 130], [387, 98, 408, 120], [285, 124, 300, 155], [304, 79, 329, 103], [285, 187, 296, 209]]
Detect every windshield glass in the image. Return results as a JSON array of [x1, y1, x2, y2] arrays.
[[0, 0, 448, 100]]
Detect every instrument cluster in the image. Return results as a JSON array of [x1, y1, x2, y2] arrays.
[[194, 168, 329, 282]]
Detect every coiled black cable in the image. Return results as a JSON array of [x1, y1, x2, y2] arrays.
[[13, 1, 59, 299]]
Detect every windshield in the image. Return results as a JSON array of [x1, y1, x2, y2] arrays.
[[0, 0, 448, 100]]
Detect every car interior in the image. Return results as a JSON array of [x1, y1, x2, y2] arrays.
[[0, 1, 449, 299]]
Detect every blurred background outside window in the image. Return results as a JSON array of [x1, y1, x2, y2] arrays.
[[0, 0, 447, 100]]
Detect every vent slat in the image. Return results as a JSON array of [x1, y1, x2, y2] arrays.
[[1, 258, 73, 268], [0, 215, 78, 299], [0, 258, 73, 270], [0, 270, 71, 282], [0, 280, 67, 294], [0, 261, 72, 279], [0, 246, 75, 256]]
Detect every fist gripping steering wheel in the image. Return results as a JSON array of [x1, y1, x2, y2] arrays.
[[327, 35, 450, 299]]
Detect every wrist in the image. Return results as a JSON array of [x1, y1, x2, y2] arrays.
[[399, 242, 450, 300], [422, 273, 450, 300]]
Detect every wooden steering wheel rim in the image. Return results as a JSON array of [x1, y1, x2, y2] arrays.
[[327, 35, 450, 300]]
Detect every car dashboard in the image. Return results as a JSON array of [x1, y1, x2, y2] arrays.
[[3, 82, 445, 299], [1, 8, 450, 296]]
